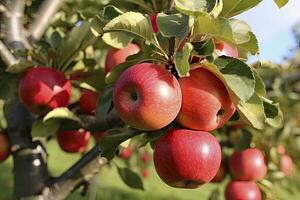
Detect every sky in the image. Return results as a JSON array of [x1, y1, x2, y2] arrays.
[[237, 0, 300, 63]]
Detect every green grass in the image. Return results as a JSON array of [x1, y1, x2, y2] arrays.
[[0, 140, 299, 200]]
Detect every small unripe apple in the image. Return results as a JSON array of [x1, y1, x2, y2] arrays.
[[19, 67, 71, 115], [153, 129, 222, 188], [105, 43, 140, 74], [119, 147, 133, 159], [211, 161, 226, 182], [57, 129, 90, 153], [0, 133, 10, 162], [113, 63, 182, 131], [176, 66, 236, 132], [214, 40, 239, 58], [79, 89, 100, 114], [225, 181, 261, 200], [150, 14, 159, 33], [229, 148, 267, 181], [280, 154, 293, 176]]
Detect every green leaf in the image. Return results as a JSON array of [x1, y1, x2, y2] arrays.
[[174, 0, 219, 16], [31, 119, 60, 137], [193, 38, 215, 56], [253, 68, 266, 96], [99, 128, 141, 160], [273, 0, 289, 8], [117, 167, 144, 190], [220, 0, 262, 18], [90, 16, 106, 37], [235, 129, 252, 151], [102, 5, 124, 21], [262, 98, 283, 128], [6, 61, 36, 73], [96, 86, 113, 117], [102, 12, 153, 48], [237, 32, 259, 58], [174, 43, 193, 77], [229, 19, 251, 44], [208, 188, 220, 200], [238, 93, 265, 129], [157, 13, 193, 40], [43, 107, 81, 123]]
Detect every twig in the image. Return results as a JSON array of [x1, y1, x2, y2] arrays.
[[28, 0, 62, 41], [0, 40, 17, 66], [166, 0, 175, 67]]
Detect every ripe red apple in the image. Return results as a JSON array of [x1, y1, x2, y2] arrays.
[[153, 129, 222, 188], [176, 66, 235, 132], [150, 13, 159, 33], [105, 43, 140, 74], [280, 154, 293, 176], [19, 67, 71, 115], [0, 133, 10, 162], [113, 63, 182, 131], [79, 89, 100, 114], [214, 40, 239, 58], [229, 148, 267, 181], [211, 161, 226, 182], [277, 145, 286, 155], [119, 147, 133, 159], [225, 181, 261, 200], [57, 129, 90, 153]]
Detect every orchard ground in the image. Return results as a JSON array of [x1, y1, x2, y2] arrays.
[[0, 140, 299, 200]]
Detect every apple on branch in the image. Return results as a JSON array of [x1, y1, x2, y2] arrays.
[[57, 129, 90, 153], [280, 154, 293, 176], [0, 133, 10, 162], [153, 129, 221, 188], [79, 89, 100, 114], [113, 63, 182, 131], [176, 66, 236, 132], [225, 181, 261, 200], [214, 39, 239, 58]]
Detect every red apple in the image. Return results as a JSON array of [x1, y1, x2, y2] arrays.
[[113, 63, 182, 131], [79, 89, 100, 114], [142, 169, 150, 178], [91, 131, 106, 142], [280, 154, 293, 176], [105, 43, 140, 74], [150, 14, 159, 33], [69, 70, 88, 81], [57, 129, 90, 153], [277, 145, 286, 155], [225, 181, 261, 200], [153, 129, 222, 188], [229, 148, 267, 181], [176, 67, 235, 132], [215, 40, 239, 58], [0, 133, 10, 162], [119, 147, 133, 159], [19, 67, 71, 115], [211, 161, 226, 182], [141, 152, 151, 163]]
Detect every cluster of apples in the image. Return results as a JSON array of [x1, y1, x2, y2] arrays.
[[0, 133, 10, 162]]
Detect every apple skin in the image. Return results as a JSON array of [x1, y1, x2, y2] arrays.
[[0, 133, 10, 162], [277, 145, 286, 155], [225, 181, 261, 200], [215, 41, 239, 58], [153, 129, 222, 188], [57, 129, 90, 153], [142, 169, 150, 178], [19, 67, 71, 115], [280, 154, 293, 176], [105, 43, 140, 74], [79, 89, 100, 114], [211, 161, 226, 182], [119, 147, 133, 159], [176, 66, 236, 132], [150, 14, 159, 33], [229, 148, 267, 181], [113, 63, 182, 131]]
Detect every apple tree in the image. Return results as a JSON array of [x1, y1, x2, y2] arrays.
[[0, 0, 298, 199]]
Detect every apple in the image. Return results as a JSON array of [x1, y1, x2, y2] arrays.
[[277, 145, 286, 155], [79, 89, 100, 114], [19, 67, 71, 115], [211, 161, 226, 182], [57, 129, 90, 153], [280, 154, 293, 176], [119, 147, 133, 159], [105, 43, 140, 74], [150, 13, 159, 33], [0, 133, 9, 162], [225, 181, 261, 200], [113, 63, 182, 131], [176, 66, 236, 132], [214, 40, 239, 58], [142, 169, 150, 178], [141, 152, 151, 163], [69, 70, 87, 81], [153, 128, 222, 188], [229, 148, 267, 181], [91, 131, 106, 142]]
